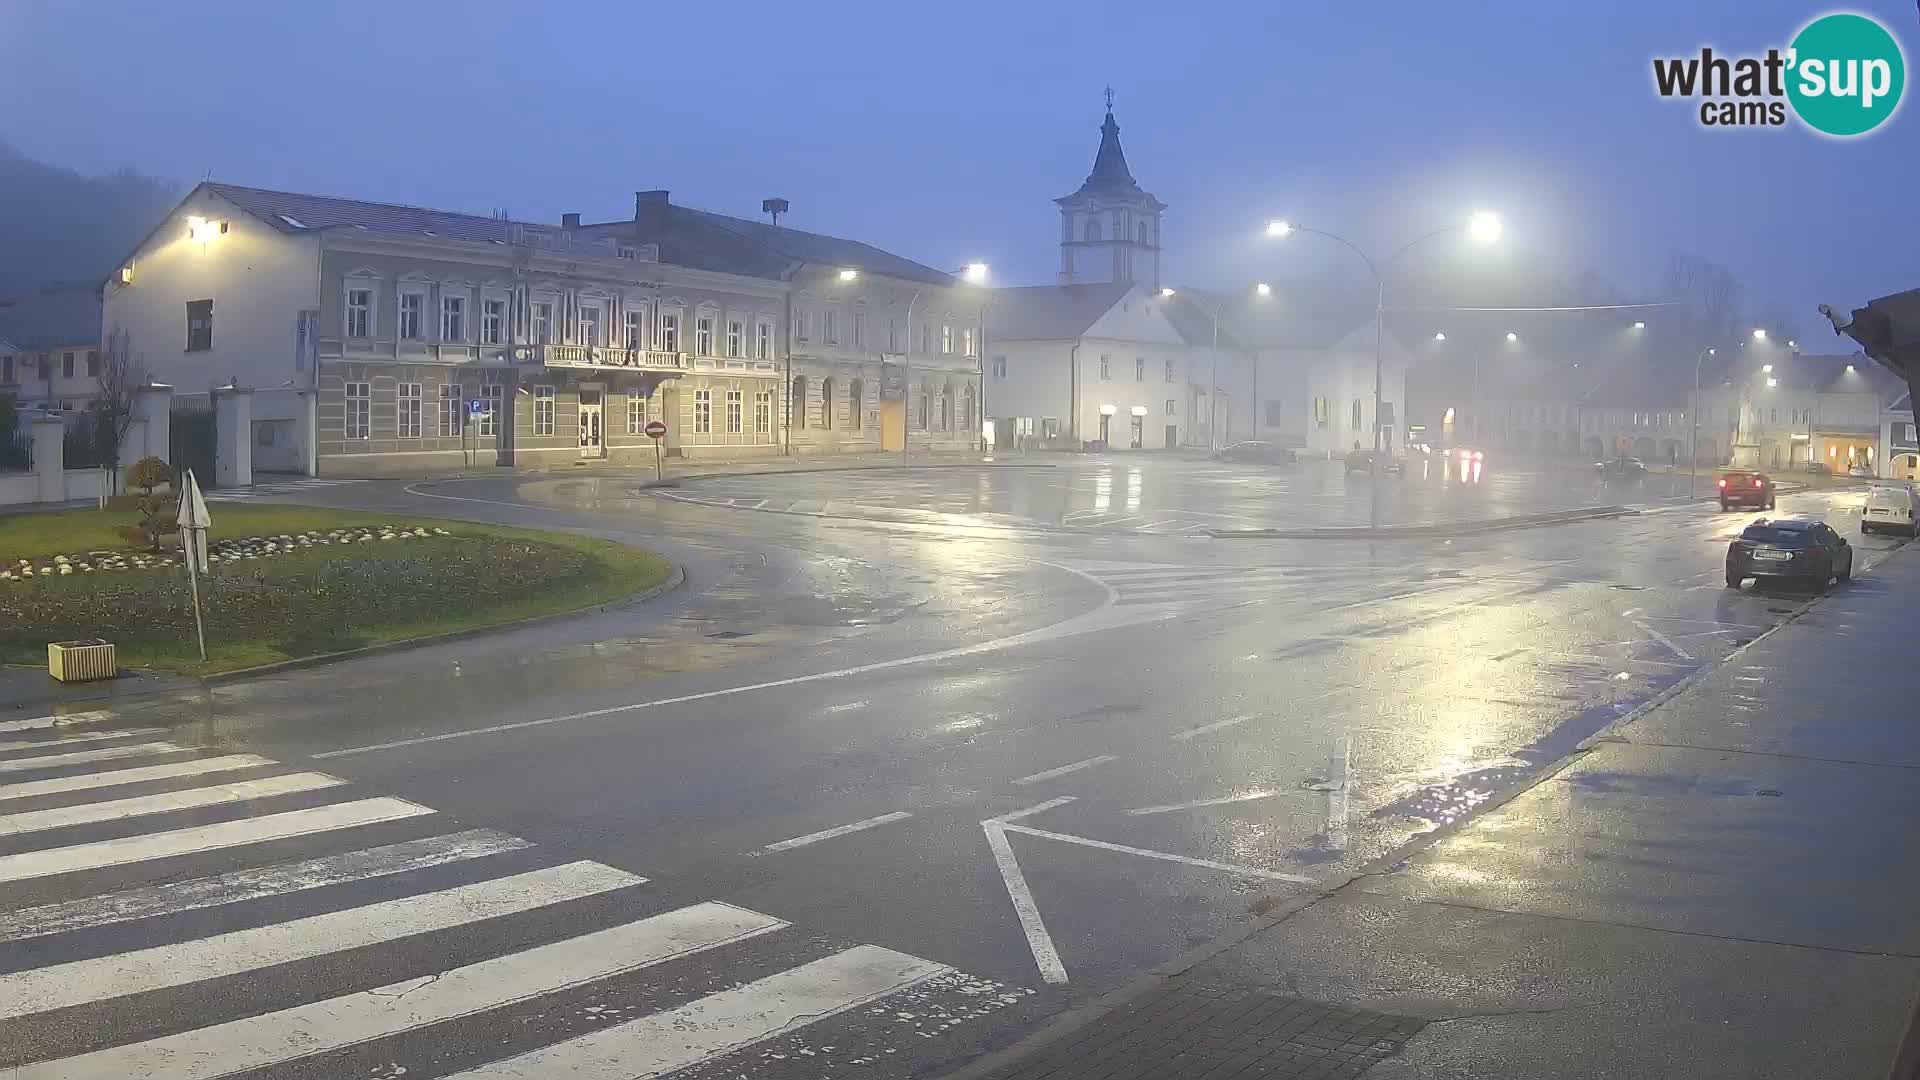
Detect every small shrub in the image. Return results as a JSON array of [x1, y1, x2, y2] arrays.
[[120, 456, 179, 552]]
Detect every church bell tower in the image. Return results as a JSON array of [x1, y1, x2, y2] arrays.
[[1056, 90, 1166, 289]]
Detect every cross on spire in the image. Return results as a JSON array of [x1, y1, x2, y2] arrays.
[[1104, 85, 1115, 112]]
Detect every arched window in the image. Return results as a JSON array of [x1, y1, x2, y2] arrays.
[[916, 382, 929, 430], [1135, 222, 1147, 245], [1083, 218, 1102, 242], [960, 382, 976, 433], [848, 379, 865, 429], [791, 375, 808, 430], [819, 377, 835, 430], [940, 379, 955, 431]]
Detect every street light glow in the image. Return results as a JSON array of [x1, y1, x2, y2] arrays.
[[1846, 364, 1856, 372], [838, 268, 859, 281], [1505, 331, 1518, 342], [1767, 377, 1778, 387], [962, 262, 990, 285], [1762, 363, 1773, 372], [1159, 287, 1175, 297], [1787, 339, 1798, 349], [1255, 282, 1271, 296], [1751, 328, 1767, 340], [1468, 211, 1503, 245], [1433, 332, 1446, 341], [1632, 321, 1646, 330], [1266, 219, 1293, 238]]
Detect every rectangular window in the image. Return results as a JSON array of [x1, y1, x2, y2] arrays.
[[695, 315, 715, 356], [941, 324, 954, 354], [823, 308, 839, 345], [627, 394, 648, 435], [1352, 398, 1363, 430], [921, 323, 931, 355], [888, 319, 900, 353], [344, 381, 370, 439], [992, 355, 1007, 378], [793, 309, 809, 342], [531, 301, 553, 345], [963, 327, 975, 357], [441, 295, 466, 342], [756, 321, 772, 360], [1314, 397, 1329, 430], [398, 293, 424, 340], [440, 383, 463, 437], [755, 390, 773, 434], [1164, 359, 1175, 383], [727, 319, 744, 358], [185, 299, 213, 351], [346, 288, 373, 338], [726, 388, 743, 433], [579, 306, 602, 347], [1166, 399, 1176, 415], [1099, 354, 1111, 380], [61, 353, 74, 379], [533, 385, 555, 435], [397, 382, 422, 438], [625, 309, 647, 351], [694, 388, 712, 433], [1265, 400, 1282, 426], [853, 311, 866, 349], [482, 299, 506, 345], [480, 382, 504, 436], [658, 312, 680, 352], [1135, 357, 1145, 382]]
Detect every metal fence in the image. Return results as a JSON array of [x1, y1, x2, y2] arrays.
[[170, 396, 216, 488], [1, 427, 29, 472]]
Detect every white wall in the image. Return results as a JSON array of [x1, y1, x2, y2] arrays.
[[101, 188, 320, 398], [988, 340, 1076, 439]]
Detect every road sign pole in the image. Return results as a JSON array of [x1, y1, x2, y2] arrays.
[[654, 439, 663, 483]]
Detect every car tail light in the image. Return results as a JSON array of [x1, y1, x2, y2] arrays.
[[1718, 479, 1727, 488], [1754, 478, 1763, 487], [1472, 451, 1484, 461]]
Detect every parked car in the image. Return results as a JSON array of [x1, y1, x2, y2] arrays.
[[1861, 483, 1918, 535], [1594, 455, 1647, 478], [1716, 470, 1775, 511], [1343, 447, 1404, 475], [1804, 461, 1830, 475], [1725, 516, 1852, 590], [1213, 440, 1296, 465]]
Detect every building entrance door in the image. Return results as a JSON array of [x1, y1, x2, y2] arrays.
[[579, 389, 605, 459], [1129, 414, 1144, 448]]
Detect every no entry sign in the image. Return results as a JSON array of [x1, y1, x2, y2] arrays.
[[644, 420, 667, 439]]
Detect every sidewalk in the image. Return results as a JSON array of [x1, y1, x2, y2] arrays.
[[953, 543, 1920, 1080]]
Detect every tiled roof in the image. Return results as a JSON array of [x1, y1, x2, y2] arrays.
[[0, 281, 101, 350], [204, 183, 522, 244], [985, 283, 1132, 341], [665, 206, 956, 287]]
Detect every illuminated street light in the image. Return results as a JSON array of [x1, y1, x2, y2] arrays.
[[1255, 282, 1271, 296], [1762, 363, 1773, 373], [1787, 339, 1798, 349], [1632, 321, 1646, 330], [1266, 219, 1293, 238], [1159, 287, 1175, 297], [1751, 328, 1767, 340], [1433, 332, 1446, 341], [1505, 331, 1519, 342], [1469, 211, 1504, 245], [838, 268, 859, 282], [962, 262, 990, 285], [1846, 364, 1856, 372], [1767, 377, 1778, 387]]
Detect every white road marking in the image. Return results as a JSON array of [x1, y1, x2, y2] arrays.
[[1012, 755, 1117, 786], [0, 711, 110, 733], [16, 901, 787, 1080], [0, 860, 645, 1020], [0, 829, 532, 944], [0, 753, 279, 802], [0, 772, 345, 837], [1125, 791, 1279, 816], [762, 811, 913, 852], [0, 741, 188, 773], [0, 727, 165, 752], [983, 820, 1069, 984], [986, 795, 1076, 824], [443, 944, 952, 1078], [1630, 618, 1696, 661], [1002, 824, 1318, 885], [1327, 733, 1352, 851], [0, 797, 433, 885], [1170, 714, 1258, 741], [823, 700, 870, 713]]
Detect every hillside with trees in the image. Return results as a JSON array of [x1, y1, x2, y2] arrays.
[[0, 141, 180, 298]]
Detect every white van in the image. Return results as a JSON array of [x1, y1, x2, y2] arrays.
[[1862, 483, 1918, 535]]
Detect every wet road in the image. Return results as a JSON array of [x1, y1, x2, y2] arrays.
[[1, 460, 1903, 1078]]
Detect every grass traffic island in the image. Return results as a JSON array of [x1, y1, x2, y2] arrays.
[[0, 504, 672, 674]]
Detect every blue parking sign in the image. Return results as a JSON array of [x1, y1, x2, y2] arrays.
[[469, 399, 485, 415]]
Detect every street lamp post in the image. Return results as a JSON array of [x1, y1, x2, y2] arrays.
[[1165, 285, 1267, 452], [1689, 346, 1715, 500], [1267, 212, 1502, 529]]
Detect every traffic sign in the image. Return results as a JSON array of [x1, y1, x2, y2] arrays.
[[469, 399, 486, 416], [644, 420, 668, 439]]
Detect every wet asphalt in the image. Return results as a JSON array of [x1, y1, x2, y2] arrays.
[[28, 456, 1908, 1077]]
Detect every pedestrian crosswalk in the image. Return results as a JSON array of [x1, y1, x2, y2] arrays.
[[203, 477, 371, 501], [0, 728, 1029, 1078]]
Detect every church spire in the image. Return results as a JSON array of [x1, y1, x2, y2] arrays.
[[1076, 89, 1142, 197]]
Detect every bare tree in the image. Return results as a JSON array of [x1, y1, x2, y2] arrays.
[[1659, 253, 1744, 342], [91, 327, 146, 493]]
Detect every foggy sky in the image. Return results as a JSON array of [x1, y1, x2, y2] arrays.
[[3, 0, 1914, 336]]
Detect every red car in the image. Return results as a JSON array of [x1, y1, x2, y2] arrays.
[[1717, 470, 1775, 511]]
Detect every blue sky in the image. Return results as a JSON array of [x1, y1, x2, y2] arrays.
[[3, 0, 1915, 339]]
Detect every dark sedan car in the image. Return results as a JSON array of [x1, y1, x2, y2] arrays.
[[1717, 470, 1775, 511], [1213, 440, 1296, 465], [1725, 517, 1853, 590]]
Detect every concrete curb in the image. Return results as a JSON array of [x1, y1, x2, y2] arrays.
[[199, 562, 686, 685], [938, 542, 1911, 1080], [1205, 505, 1638, 540]]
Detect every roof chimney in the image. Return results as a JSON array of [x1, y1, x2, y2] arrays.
[[635, 190, 669, 223], [761, 197, 789, 226], [560, 212, 581, 229]]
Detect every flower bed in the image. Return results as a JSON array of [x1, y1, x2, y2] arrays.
[[1, 525, 455, 582]]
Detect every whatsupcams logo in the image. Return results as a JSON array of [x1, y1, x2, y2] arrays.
[[1652, 11, 1906, 136]]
